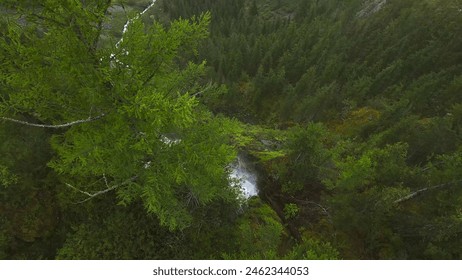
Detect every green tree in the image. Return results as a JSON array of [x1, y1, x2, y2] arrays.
[[323, 142, 411, 258], [224, 198, 285, 259], [0, 1, 236, 231]]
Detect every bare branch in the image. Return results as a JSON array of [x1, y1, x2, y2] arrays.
[[190, 90, 204, 98], [394, 180, 462, 204], [66, 175, 138, 204], [285, 195, 332, 222], [1, 113, 105, 129], [302, 200, 330, 216]]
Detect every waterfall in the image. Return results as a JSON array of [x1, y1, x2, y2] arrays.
[[230, 153, 258, 198]]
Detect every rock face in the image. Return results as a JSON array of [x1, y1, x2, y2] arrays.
[[357, 0, 387, 18]]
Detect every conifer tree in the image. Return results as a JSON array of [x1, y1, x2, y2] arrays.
[[0, 0, 236, 230]]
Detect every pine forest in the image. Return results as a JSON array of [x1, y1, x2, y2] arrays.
[[1, 0, 462, 259]]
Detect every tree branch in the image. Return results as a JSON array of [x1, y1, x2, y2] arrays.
[[25, 12, 67, 27], [66, 175, 138, 204], [289, 196, 331, 217], [142, 58, 165, 86], [394, 180, 462, 204], [1, 113, 105, 128]]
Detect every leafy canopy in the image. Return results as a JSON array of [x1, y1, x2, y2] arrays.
[[0, 0, 236, 230]]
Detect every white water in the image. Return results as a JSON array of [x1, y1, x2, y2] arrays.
[[230, 154, 258, 198], [158, 136, 259, 198]]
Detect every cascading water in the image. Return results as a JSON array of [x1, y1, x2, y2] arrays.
[[229, 153, 258, 198]]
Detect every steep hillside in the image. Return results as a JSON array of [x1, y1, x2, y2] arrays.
[[160, 0, 462, 124], [159, 0, 462, 259], [1, 0, 461, 260]]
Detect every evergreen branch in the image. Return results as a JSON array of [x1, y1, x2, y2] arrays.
[[26, 13, 67, 27], [1, 113, 105, 128], [394, 180, 462, 204], [142, 58, 165, 86], [66, 175, 138, 204]]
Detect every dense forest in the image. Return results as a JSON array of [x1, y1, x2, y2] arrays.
[[1, 0, 461, 259]]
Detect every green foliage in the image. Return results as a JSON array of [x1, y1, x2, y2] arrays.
[[2, 0, 462, 260], [0, 121, 59, 258], [254, 150, 286, 162], [286, 237, 339, 260], [226, 198, 285, 259], [154, 0, 462, 260], [0, 165, 17, 187], [276, 123, 332, 194], [320, 140, 462, 259], [0, 1, 237, 232], [283, 203, 299, 220], [57, 199, 241, 259], [323, 143, 412, 257]]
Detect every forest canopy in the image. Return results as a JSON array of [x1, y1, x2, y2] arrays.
[[1, 0, 462, 260]]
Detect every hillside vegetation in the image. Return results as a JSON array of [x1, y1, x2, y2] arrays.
[[159, 0, 462, 259], [1, 0, 461, 259]]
